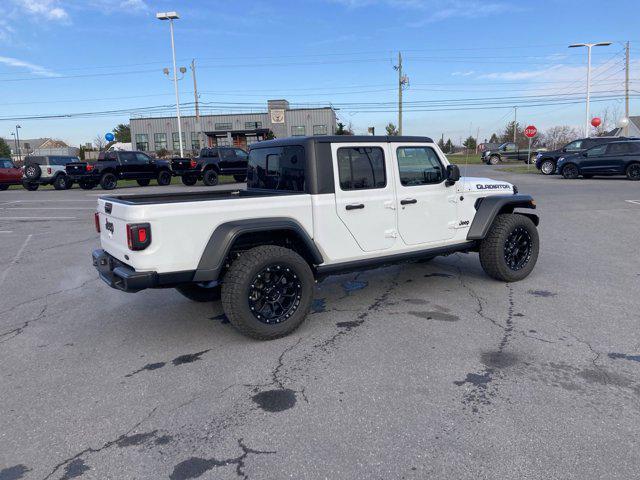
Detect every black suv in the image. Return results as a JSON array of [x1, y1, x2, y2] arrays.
[[171, 147, 248, 186], [556, 140, 640, 180], [66, 151, 173, 190], [535, 137, 631, 175]]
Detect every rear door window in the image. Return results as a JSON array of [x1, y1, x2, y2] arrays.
[[337, 147, 386, 190], [119, 152, 137, 164], [48, 156, 75, 166], [247, 145, 305, 191], [606, 143, 633, 155]]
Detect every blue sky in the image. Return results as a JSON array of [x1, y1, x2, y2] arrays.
[[0, 0, 638, 146]]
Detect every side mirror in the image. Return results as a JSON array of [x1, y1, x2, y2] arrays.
[[446, 164, 460, 186]]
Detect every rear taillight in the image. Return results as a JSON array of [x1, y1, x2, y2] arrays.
[[190, 159, 197, 168], [47, 167, 52, 174], [126, 223, 151, 251], [86, 164, 94, 172], [94, 212, 101, 233]]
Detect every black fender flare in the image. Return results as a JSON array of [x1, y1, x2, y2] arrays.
[[192, 218, 323, 282], [467, 194, 538, 240]]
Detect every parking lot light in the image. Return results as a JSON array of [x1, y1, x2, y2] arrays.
[[569, 42, 612, 137]]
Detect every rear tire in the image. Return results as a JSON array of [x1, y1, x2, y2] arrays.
[[23, 181, 39, 191], [79, 181, 96, 190], [233, 174, 246, 182], [626, 163, 640, 181], [181, 175, 198, 186], [53, 175, 69, 190], [221, 245, 314, 340], [175, 283, 221, 302], [540, 159, 556, 175], [157, 170, 172, 186], [0, 184, 9, 191], [100, 173, 117, 190], [479, 214, 539, 282], [489, 155, 500, 165], [202, 169, 219, 186], [136, 179, 151, 187], [561, 164, 579, 179]]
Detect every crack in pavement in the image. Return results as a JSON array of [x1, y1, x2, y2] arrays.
[[41, 406, 159, 480]]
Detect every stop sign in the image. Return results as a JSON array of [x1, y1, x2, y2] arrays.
[[524, 125, 537, 138]]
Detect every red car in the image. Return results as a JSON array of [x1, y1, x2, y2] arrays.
[[0, 158, 23, 190]]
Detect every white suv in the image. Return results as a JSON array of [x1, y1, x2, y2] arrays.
[[22, 155, 78, 191]]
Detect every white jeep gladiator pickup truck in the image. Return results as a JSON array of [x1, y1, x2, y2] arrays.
[[93, 136, 539, 339]]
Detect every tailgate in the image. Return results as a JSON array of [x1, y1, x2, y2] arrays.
[[96, 198, 138, 266], [66, 162, 89, 174], [170, 158, 195, 171]]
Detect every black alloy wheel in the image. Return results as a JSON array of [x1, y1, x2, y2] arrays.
[[562, 164, 579, 179], [181, 175, 198, 186], [248, 264, 302, 325], [627, 163, 640, 181], [503, 226, 533, 271], [100, 173, 117, 190]]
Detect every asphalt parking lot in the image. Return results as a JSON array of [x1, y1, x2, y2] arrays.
[[1, 165, 639, 480]]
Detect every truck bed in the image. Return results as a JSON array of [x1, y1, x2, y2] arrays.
[[102, 188, 303, 205]]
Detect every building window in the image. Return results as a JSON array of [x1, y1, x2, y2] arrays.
[[291, 126, 305, 136], [313, 125, 327, 136], [135, 134, 149, 151], [215, 123, 232, 130], [337, 147, 386, 190], [245, 121, 262, 130], [154, 133, 167, 150], [191, 132, 201, 150], [172, 132, 186, 151]]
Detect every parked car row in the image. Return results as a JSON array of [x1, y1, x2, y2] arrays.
[[0, 146, 250, 191]]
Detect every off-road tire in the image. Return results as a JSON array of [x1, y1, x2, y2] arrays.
[[233, 175, 246, 182], [0, 184, 9, 191], [53, 175, 69, 190], [136, 179, 151, 187], [157, 170, 172, 186], [175, 283, 221, 302], [24, 164, 41, 181], [100, 173, 117, 190], [221, 245, 314, 340], [181, 175, 198, 186], [202, 169, 219, 186], [540, 159, 556, 175], [626, 163, 640, 181], [79, 181, 96, 190], [23, 181, 39, 191], [561, 164, 579, 179], [488, 155, 500, 165], [479, 214, 539, 282]]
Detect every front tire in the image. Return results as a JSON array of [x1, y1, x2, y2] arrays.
[[202, 169, 219, 186], [136, 179, 151, 187], [561, 164, 579, 179], [100, 173, 117, 190], [488, 155, 500, 165], [221, 245, 314, 340], [527, 153, 536, 164], [479, 214, 539, 282], [53, 175, 69, 190], [626, 163, 640, 181], [157, 170, 172, 186], [540, 159, 556, 175], [175, 283, 221, 302]]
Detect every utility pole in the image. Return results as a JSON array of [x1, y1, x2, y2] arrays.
[[625, 41, 630, 136], [513, 106, 518, 144], [190, 59, 203, 150], [394, 52, 409, 135]]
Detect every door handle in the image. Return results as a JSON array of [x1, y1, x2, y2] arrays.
[[401, 198, 417, 205], [346, 203, 365, 210]]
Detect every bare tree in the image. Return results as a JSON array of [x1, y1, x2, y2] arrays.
[[593, 105, 622, 136], [543, 126, 581, 149], [94, 134, 106, 150]]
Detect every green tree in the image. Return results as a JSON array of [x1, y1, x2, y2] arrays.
[[463, 136, 477, 150], [437, 137, 446, 150], [444, 138, 453, 153], [113, 123, 131, 143], [0, 137, 11, 157], [499, 121, 528, 147], [385, 122, 399, 136], [489, 133, 499, 143]]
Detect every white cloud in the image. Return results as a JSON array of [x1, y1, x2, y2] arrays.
[[119, 0, 149, 11], [0, 55, 58, 77], [12, 0, 69, 21], [452, 70, 475, 76]]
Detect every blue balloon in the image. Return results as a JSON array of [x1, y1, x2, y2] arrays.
[[105, 132, 115, 142]]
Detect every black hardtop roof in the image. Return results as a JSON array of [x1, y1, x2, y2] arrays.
[[249, 135, 434, 149]]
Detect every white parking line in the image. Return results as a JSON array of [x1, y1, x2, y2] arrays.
[[0, 207, 94, 210], [0, 231, 14, 234], [625, 200, 640, 205], [1, 217, 77, 220], [0, 234, 32, 287]]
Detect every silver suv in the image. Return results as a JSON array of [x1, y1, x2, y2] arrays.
[[22, 155, 79, 191]]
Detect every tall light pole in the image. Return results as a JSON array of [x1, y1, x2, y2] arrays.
[[10, 132, 18, 161], [569, 41, 612, 137], [15, 125, 22, 162], [157, 11, 184, 157]]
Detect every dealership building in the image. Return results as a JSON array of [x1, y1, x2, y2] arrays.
[[129, 99, 337, 154]]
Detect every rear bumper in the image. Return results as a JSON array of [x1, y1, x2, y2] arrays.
[[92, 249, 195, 293], [68, 173, 100, 182]]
